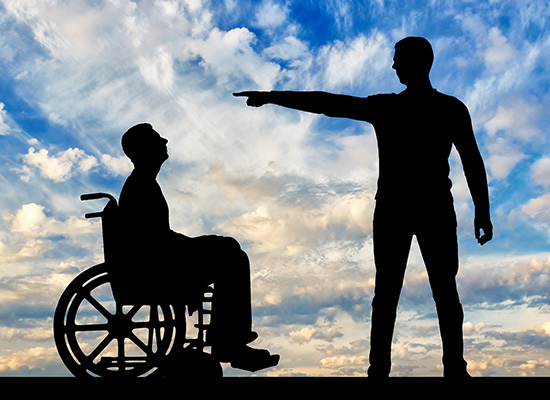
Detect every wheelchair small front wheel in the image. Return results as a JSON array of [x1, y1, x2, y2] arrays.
[[53, 263, 182, 378]]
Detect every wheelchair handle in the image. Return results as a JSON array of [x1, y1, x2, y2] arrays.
[[81, 192, 117, 219], [81, 192, 116, 202]]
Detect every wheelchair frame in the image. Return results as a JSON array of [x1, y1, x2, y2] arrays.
[[53, 193, 217, 378]]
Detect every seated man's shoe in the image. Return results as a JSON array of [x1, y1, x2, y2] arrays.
[[213, 345, 279, 372], [229, 346, 280, 372]]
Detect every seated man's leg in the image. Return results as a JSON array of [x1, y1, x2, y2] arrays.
[[194, 236, 252, 345], [189, 235, 279, 371]]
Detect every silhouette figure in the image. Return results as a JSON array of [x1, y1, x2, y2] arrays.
[[117, 123, 279, 372], [234, 36, 492, 378]]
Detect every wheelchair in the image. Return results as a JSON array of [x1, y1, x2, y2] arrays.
[[53, 193, 221, 378]]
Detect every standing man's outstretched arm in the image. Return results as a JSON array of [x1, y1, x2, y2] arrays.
[[233, 91, 368, 120]]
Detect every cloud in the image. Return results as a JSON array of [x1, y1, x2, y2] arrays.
[[217, 188, 374, 256], [0, 203, 98, 266], [519, 194, 550, 238], [483, 27, 519, 74], [0, 103, 12, 135], [459, 255, 550, 307], [0, 346, 59, 374], [318, 31, 392, 89], [137, 46, 175, 93], [531, 158, 550, 186], [17, 147, 98, 183], [14, 144, 133, 183], [320, 355, 367, 369], [187, 27, 281, 89], [484, 137, 526, 180], [484, 99, 543, 142], [0, 0, 549, 377], [254, 0, 289, 29]]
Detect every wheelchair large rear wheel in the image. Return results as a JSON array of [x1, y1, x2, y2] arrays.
[[54, 263, 183, 378]]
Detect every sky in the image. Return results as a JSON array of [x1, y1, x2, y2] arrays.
[[0, 0, 549, 377]]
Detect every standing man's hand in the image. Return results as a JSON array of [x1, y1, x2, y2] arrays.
[[233, 91, 269, 107], [474, 213, 493, 246]]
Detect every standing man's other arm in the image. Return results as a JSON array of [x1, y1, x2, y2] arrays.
[[454, 102, 493, 246]]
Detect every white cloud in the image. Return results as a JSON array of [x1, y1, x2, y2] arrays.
[[319, 32, 392, 89], [264, 36, 313, 71], [463, 321, 489, 335], [484, 137, 525, 180], [459, 255, 550, 306], [484, 27, 519, 74], [216, 189, 374, 256], [137, 46, 175, 93], [484, 99, 543, 142], [187, 27, 281, 88], [320, 355, 367, 369], [534, 322, 550, 336], [0, 346, 59, 373], [254, 0, 289, 29], [100, 154, 133, 176], [0, 103, 11, 135], [0, 0, 549, 378], [7, 203, 96, 239], [289, 327, 316, 344], [18, 147, 98, 182], [520, 194, 550, 238], [531, 157, 550, 186], [0, 203, 98, 265]]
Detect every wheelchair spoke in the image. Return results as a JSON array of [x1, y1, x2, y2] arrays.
[[84, 292, 113, 321], [72, 322, 109, 332], [87, 333, 114, 362], [123, 304, 142, 320], [127, 331, 150, 355]]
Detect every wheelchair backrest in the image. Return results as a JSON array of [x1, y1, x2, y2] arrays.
[[81, 193, 120, 263]]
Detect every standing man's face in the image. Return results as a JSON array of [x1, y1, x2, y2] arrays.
[[391, 49, 429, 86]]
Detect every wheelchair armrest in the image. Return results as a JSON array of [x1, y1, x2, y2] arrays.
[[85, 212, 103, 219]]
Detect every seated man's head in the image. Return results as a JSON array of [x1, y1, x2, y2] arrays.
[[121, 123, 168, 168], [392, 36, 434, 86]]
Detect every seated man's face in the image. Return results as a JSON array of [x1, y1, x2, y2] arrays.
[[150, 130, 169, 163], [135, 129, 169, 166]]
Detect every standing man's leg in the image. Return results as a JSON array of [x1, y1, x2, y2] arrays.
[[416, 206, 469, 377], [368, 203, 413, 377]]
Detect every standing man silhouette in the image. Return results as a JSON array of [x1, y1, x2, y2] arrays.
[[234, 36, 492, 378]]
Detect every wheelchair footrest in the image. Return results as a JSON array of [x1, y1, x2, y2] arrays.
[[98, 356, 149, 367]]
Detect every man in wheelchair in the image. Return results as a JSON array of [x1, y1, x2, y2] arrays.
[[117, 122, 279, 372]]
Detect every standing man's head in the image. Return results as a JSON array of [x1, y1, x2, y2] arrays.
[[392, 36, 434, 87], [122, 123, 169, 169]]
